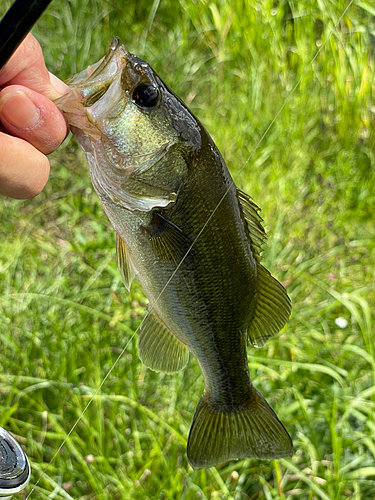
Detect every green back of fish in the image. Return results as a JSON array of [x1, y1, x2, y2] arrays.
[[56, 39, 293, 469], [128, 123, 293, 469]]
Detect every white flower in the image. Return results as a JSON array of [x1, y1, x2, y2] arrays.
[[335, 317, 348, 328]]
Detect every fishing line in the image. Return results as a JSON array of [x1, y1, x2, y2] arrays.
[[25, 330, 138, 498], [153, 0, 354, 304], [27, 0, 353, 496]]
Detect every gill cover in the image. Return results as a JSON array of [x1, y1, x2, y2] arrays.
[[55, 37, 194, 211]]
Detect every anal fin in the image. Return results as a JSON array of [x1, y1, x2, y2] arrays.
[[138, 309, 189, 374]]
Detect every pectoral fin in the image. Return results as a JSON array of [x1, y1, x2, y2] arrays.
[[141, 212, 194, 266], [138, 309, 189, 373], [236, 189, 291, 346], [116, 232, 136, 291]]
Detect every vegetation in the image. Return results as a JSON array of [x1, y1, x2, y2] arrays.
[[1, 0, 375, 498]]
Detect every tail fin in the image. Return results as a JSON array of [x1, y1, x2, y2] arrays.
[[187, 387, 292, 469]]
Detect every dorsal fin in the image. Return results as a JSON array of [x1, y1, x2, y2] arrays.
[[236, 188, 266, 262], [247, 264, 291, 347], [138, 309, 189, 373], [236, 188, 291, 347], [116, 232, 136, 291]]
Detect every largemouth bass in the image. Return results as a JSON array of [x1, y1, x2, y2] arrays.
[[56, 38, 293, 469]]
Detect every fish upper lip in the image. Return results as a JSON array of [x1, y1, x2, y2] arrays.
[[55, 37, 129, 113], [65, 37, 128, 90], [54, 38, 129, 137]]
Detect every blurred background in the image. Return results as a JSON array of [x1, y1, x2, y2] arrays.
[[0, 0, 374, 498]]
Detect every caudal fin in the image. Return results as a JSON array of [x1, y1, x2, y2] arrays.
[[187, 387, 292, 469]]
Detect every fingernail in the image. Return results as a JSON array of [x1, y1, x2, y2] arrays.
[[0, 90, 40, 130], [49, 72, 70, 96]]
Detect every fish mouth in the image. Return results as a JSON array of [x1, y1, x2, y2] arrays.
[[55, 37, 129, 136], [65, 37, 129, 99]]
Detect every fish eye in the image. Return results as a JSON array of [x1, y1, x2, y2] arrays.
[[132, 82, 159, 108]]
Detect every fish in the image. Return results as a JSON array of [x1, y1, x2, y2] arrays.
[[55, 37, 293, 469]]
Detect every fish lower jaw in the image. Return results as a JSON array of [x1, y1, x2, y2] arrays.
[[68, 118, 101, 142], [55, 92, 102, 141]]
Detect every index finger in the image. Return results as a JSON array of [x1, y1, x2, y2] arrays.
[[0, 33, 65, 100]]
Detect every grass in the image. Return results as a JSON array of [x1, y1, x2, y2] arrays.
[[0, 0, 375, 498]]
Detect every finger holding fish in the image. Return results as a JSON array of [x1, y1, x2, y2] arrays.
[[0, 85, 67, 154], [0, 34, 68, 199], [3, 1, 373, 495]]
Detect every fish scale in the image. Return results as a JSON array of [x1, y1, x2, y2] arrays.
[[55, 36, 292, 469]]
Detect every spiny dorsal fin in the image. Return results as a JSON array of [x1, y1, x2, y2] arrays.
[[187, 386, 293, 469], [138, 309, 189, 374], [116, 232, 136, 291], [236, 188, 267, 262], [236, 189, 291, 347], [141, 211, 194, 265]]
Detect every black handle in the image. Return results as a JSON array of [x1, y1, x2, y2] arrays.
[[0, 427, 30, 496], [0, 0, 53, 70]]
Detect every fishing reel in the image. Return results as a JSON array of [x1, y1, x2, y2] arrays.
[[0, 427, 30, 499]]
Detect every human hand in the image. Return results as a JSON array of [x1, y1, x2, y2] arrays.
[[0, 34, 69, 199]]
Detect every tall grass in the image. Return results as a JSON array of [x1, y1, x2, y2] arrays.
[[0, 0, 375, 498]]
